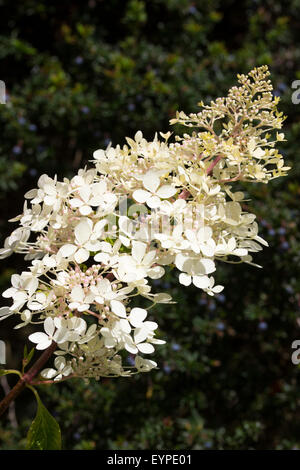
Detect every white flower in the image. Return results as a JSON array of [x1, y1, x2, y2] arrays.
[[158, 198, 187, 217], [100, 307, 163, 355], [155, 224, 189, 250], [175, 253, 216, 290], [100, 321, 137, 353], [2, 272, 39, 312], [185, 226, 216, 257], [68, 286, 94, 312], [0, 66, 288, 379], [128, 307, 148, 326], [14, 309, 33, 329], [215, 237, 248, 257], [175, 253, 215, 277], [219, 201, 242, 226], [133, 169, 177, 208], [53, 317, 96, 343], [93, 240, 120, 266], [129, 307, 164, 354], [41, 357, 73, 381], [0, 307, 13, 322], [204, 277, 224, 296], [117, 241, 164, 282], [118, 216, 137, 247], [0, 227, 30, 259], [29, 317, 94, 350], [179, 272, 211, 289], [69, 180, 116, 215], [58, 218, 107, 264], [152, 292, 173, 304], [135, 356, 157, 372], [27, 291, 49, 311], [92, 278, 132, 305], [134, 320, 162, 354], [29, 317, 59, 350], [90, 278, 115, 304], [25, 174, 65, 207], [16, 201, 51, 232]]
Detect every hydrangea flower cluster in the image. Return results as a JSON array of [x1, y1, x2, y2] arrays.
[[0, 66, 289, 381]]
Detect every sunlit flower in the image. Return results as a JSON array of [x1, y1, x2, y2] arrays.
[[133, 169, 177, 208], [0, 66, 288, 379]]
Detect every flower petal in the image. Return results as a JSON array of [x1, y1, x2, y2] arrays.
[[134, 326, 150, 344], [192, 275, 211, 289], [69, 198, 83, 208], [212, 285, 224, 293], [120, 319, 131, 334], [70, 285, 84, 303], [132, 189, 150, 203], [28, 332, 48, 344], [41, 368, 57, 379], [59, 244, 77, 258], [74, 247, 89, 264], [124, 336, 138, 354], [129, 307, 147, 327], [199, 258, 216, 274], [142, 171, 160, 193], [44, 317, 55, 336], [156, 185, 177, 199], [137, 342, 155, 354], [132, 241, 146, 264], [179, 273, 191, 286], [147, 195, 161, 208], [110, 300, 127, 318], [79, 205, 93, 216], [75, 219, 93, 245]]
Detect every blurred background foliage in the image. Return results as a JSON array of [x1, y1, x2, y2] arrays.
[[0, 0, 300, 450]]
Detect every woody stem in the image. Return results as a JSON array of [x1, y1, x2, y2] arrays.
[[0, 341, 57, 418]]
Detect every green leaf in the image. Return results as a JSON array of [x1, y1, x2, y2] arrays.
[[23, 346, 35, 366], [27, 393, 62, 450], [26, 348, 35, 364]]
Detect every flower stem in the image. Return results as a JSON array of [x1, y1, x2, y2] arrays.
[[206, 155, 223, 175], [178, 189, 190, 199], [0, 341, 57, 418]]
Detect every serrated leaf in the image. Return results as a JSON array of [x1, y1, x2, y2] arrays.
[[27, 394, 62, 450]]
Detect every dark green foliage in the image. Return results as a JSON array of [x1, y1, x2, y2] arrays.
[[26, 391, 61, 450], [0, 0, 300, 450]]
